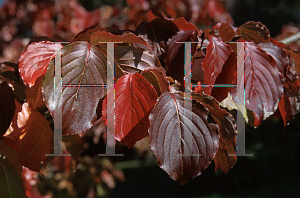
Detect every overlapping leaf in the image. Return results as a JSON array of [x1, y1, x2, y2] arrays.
[[103, 73, 158, 148], [148, 92, 219, 184], [0, 76, 15, 136], [165, 30, 198, 85], [135, 16, 179, 55], [90, 31, 150, 50], [0, 143, 27, 198], [114, 46, 162, 73], [25, 75, 45, 110], [19, 41, 62, 87], [142, 68, 169, 96], [4, 102, 53, 172], [42, 41, 107, 135], [191, 92, 237, 173], [218, 23, 236, 42], [202, 35, 232, 95], [259, 42, 289, 76], [237, 21, 270, 44], [278, 67, 300, 126], [211, 52, 237, 102], [232, 42, 284, 127], [72, 25, 108, 42]]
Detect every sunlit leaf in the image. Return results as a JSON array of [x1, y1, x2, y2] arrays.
[[19, 41, 62, 87], [4, 102, 53, 172], [42, 41, 107, 135], [103, 73, 158, 148]]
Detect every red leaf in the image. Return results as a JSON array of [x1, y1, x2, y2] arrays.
[[259, 42, 289, 76], [103, 73, 158, 148], [171, 17, 198, 32], [202, 35, 232, 95], [278, 67, 300, 126], [19, 41, 62, 87], [218, 23, 236, 42], [165, 30, 198, 85], [285, 50, 300, 81], [90, 31, 150, 50], [211, 52, 237, 102], [4, 102, 53, 171], [232, 43, 284, 127], [42, 41, 107, 135], [191, 92, 237, 173], [149, 92, 219, 184], [72, 25, 108, 42], [142, 68, 170, 96], [135, 17, 179, 55], [237, 21, 270, 44]]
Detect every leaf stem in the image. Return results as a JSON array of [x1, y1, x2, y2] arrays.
[[280, 31, 300, 45]]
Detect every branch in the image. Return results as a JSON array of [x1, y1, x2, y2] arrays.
[[280, 31, 300, 45]]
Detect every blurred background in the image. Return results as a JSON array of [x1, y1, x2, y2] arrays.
[[1, 0, 300, 197]]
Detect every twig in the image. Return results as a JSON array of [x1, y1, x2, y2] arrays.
[[280, 31, 300, 45]]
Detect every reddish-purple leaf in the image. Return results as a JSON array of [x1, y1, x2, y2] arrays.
[[114, 46, 162, 73], [165, 30, 198, 85], [142, 68, 170, 96], [103, 73, 158, 148], [202, 35, 232, 95], [90, 31, 150, 50], [232, 43, 284, 127], [0, 76, 16, 136], [19, 41, 62, 87], [278, 67, 300, 126], [211, 52, 237, 102], [42, 41, 107, 135], [191, 92, 237, 173], [135, 17, 179, 55], [72, 25, 108, 42], [259, 42, 289, 76], [218, 23, 236, 42], [149, 92, 219, 184], [237, 21, 270, 44]]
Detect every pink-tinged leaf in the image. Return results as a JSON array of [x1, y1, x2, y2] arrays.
[[42, 41, 107, 135], [103, 73, 158, 148], [259, 42, 289, 76], [149, 92, 219, 184], [202, 35, 232, 95], [218, 23, 236, 42], [90, 31, 151, 50], [232, 43, 284, 127], [278, 67, 300, 126], [0, 76, 15, 136], [19, 41, 62, 87], [237, 21, 270, 44]]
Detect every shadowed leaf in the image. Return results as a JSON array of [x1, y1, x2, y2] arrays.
[[237, 21, 270, 44]]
